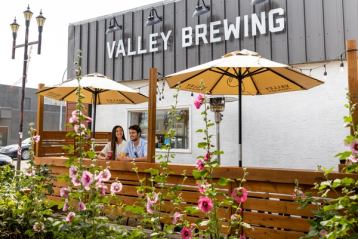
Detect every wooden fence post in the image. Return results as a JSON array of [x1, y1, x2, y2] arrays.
[[347, 40, 358, 131], [147, 68, 157, 163], [35, 83, 45, 157]]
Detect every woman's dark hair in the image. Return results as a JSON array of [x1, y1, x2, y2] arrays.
[[110, 125, 126, 160]]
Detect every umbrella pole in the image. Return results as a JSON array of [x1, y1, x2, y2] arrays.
[[92, 92, 97, 138], [238, 76, 243, 167]]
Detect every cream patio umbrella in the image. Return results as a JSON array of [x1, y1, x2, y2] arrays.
[[165, 49, 324, 166], [37, 73, 148, 136]]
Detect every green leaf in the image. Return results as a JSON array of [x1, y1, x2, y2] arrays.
[[218, 177, 231, 186]]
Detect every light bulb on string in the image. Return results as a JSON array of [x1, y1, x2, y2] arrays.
[[340, 55, 345, 72], [323, 65, 327, 80]]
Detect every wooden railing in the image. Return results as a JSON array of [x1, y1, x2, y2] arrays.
[[36, 131, 111, 157], [34, 156, 357, 239]]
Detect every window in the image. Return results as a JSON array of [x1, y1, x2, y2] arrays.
[[129, 108, 190, 150]]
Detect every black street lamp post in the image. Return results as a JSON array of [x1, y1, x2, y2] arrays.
[[10, 5, 45, 171]]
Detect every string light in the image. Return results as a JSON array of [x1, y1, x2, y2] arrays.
[[340, 54, 345, 72], [323, 64, 327, 80]]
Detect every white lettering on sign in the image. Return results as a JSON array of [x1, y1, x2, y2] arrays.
[[107, 8, 285, 58]]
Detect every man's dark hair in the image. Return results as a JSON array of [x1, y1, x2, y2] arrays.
[[129, 125, 142, 135]]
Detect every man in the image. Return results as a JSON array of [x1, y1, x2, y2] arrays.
[[122, 125, 147, 161]]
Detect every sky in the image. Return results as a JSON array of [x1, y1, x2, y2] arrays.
[[0, 0, 161, 89]]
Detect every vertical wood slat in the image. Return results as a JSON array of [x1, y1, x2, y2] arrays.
[[147, 68, 157, 163], [35, 84, 45, 157], [347, 40, 358, 129]]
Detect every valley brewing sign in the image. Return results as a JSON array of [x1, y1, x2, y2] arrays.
[[107, 8, 285, 59]]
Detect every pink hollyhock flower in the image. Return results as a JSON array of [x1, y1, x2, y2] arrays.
[[231, 187, 248, 204], [197, 183, 210, 194], [194, 99, 202, 109], [292, 188, 305, 200], [96, 182, 107, 196], [33, 222, 45, 233], [81, 171, 94, 190], [350, 140, 358, 154], [32, 135, 40, 143], [69, 166, 78, 179], [60, 187, 70, 198], [320, 230, 328, 237], [147, 192, 159, 204], [71, 177, 81, 187], [348, 155, 358, 163], [71, 110, 83, 117], [110, 182, 123, 195], [193, 94, 205, 109], [181, 227, 192, 239], [78, 201, 86, 211], [240, 234, 246, 239], [65, 212, 76, 223], [98, 168, 111, 182], [69, 115, 78, 124], [85, 116, 92, 123], [204, 152, 211, 161], [63, 200, 69, 212], [196, 159, 205, 171], [172, 212, 183, 224], [198, 196, 213, 213], [146, 200, 154, 214], [74, 124, 87, 135]]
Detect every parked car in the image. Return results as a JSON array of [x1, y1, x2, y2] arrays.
[[0, 153, 13, 167], [0, 138, 31, 160]]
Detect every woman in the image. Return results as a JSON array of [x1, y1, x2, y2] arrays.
[[98, 125, 127, 160]]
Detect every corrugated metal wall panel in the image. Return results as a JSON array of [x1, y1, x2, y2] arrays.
[[96, 19, 106, 75], [153, 6, 164, 76], [68, 0, 358, 82], [323, 0, 345, 60], [187, 0, 199, 69], [175, 0, 187, 72], [133, 11, 143, 80], [240, 0, 255, 51], [114, 15, 124, 82], [88, 22, 97, 73], [270, 0, 288, 63], [105, 19, 114, 81], [143, 8, 154, 80], [123, 12, 134, 81], [225, 0, 240, 53], [343, 0, 358, 42], [67, 25, 75, 79], [304, 0, 325, 62], [287, 0, 306, 64], [253, 1, 271, 60], [212, 0, 226, 60], [163, 2, 175, 76]]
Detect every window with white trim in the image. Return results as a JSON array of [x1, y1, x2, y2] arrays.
[[128, 108, 190, 150]]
